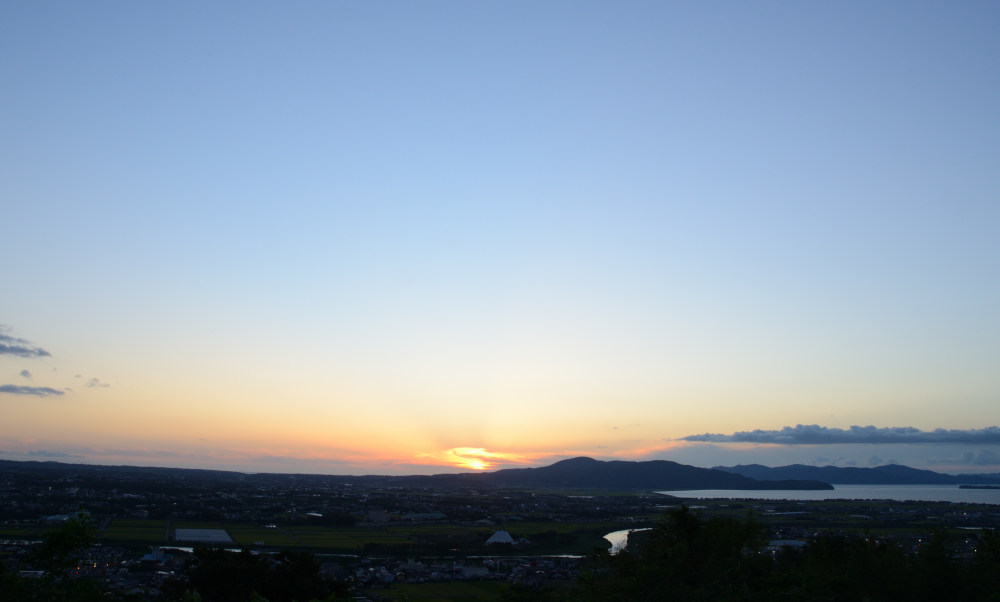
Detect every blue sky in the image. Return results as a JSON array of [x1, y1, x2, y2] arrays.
[[2, 2, 999, 474]]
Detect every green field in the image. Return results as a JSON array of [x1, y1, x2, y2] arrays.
[[171, 521, 229, 530], [4, 517, 631, 555], [100, 519, 168, 543], [226, 525, 299, 547], [366, 581, 507, 601], [391, 524, 491, 537], [285, 526, 413, 549], [0, 525, 42, 539]]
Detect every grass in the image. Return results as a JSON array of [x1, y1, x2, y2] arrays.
[[284, 526, 414, 550], [100, 519, 168, 543], [391, 525, 491, 536], [366, 580, 507, 601], [0, 525, 42, 539], [226, 526, 299, 547], [1, 517, 628, 555], [171, 521, 228, 529]]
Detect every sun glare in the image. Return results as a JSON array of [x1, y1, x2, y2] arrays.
[[416, 447, 533, 471], [462, 458, 489, 470]]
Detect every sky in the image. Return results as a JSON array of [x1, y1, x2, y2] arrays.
[[2, 2, 999, 476]]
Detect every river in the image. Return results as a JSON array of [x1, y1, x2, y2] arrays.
[[604, 528, 651, 554]]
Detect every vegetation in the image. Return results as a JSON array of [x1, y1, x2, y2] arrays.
[[9, 506, 1000, 600], [161, 548, 350, 602], [374, 581, 508, 601], [101, 519, 169, 543], [1, 515, 106, 601], [555, 506, 1000, 601]]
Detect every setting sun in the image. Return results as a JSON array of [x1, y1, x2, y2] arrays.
[[462, 458, 488, 471], [415, 448, 534, 472]]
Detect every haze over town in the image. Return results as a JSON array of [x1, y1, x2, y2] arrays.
[[2, 2, 999, 476]]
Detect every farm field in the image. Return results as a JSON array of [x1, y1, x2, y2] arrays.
[[284, 526, 414, 550], [390, 524, 492, 537], [171, 521, 230, 530], [366, 580, 507, 601], [100, 519, 167, 543], [3, 515, 638, 555], [0, 525, 41, 540], [225, 525, 298, 548]]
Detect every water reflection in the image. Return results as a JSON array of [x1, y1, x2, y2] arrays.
[[604, 528, 651, 554]]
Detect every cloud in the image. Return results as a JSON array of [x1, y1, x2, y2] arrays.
[[0, 330, 51, 358], [0, 384, 65, 397], [679, 425, 1000, 445], [19, 369, 31, 379], [961, 450, 1000, 466], [26, 450, 83, 459], [86, 378, 110, 388], [926, 450, 1000, 469], [414, 447, 536, 471]]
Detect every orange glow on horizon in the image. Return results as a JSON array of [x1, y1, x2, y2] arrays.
[[416, 447, 536, 471], [603, 440, 695, 460]]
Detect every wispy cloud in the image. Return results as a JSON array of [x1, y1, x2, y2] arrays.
[[926, 450, 1000, 468], [0, 384, 65, 397], [86, 378, 110, 388], [958, 450, 1000, 466], [679, 425, 1000, 445], [19, 369, 31, 379], [26, 450, 83, 459], [0, 329, 51, 358]]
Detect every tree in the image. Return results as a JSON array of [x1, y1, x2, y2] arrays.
[[572, 506, 770, 601], [19, 515, 104, 601]]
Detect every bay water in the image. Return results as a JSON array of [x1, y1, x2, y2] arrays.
[[657, 484, 1000, 504]]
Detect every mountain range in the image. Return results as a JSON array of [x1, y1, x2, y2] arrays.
[[1, 457, 831, 491], [8, 457, 999, 490], [714, 463, 1000, 485], [397, 456, 833, 490], [479, 457, 834, 490]]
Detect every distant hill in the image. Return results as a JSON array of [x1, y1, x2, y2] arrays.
[[428, 457, 832, 491], [714, 463, 1000, 485], [0, 457, 832, 491]]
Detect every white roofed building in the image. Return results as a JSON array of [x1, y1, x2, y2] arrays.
[[486, 530, 514, 545]]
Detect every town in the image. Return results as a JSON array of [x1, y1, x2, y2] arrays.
[[3, 460, 1000, 600]]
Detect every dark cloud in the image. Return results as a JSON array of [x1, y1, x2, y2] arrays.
[[0, 331, 51, 358], [20, 369, 31, 379], [86, 378, 109, 388], [680, 425, 1000, 445], [0, 384, 65, 397]]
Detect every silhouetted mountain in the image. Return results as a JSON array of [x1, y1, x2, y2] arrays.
[[0, 457, 832, 491], [715, 463, 1000, 485], [458, 457, 832, 490]]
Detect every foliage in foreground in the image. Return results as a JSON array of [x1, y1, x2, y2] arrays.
[[9, 508, 1000, 601], [555, 505, 1000, 602], [0, 516, 106, 601]]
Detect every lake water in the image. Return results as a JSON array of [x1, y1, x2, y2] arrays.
[[657, 484, 1000, 504]]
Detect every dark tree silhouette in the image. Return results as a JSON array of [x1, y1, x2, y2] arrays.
[[564, 506, 1000, 602], [6, 515, 105, 601]]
